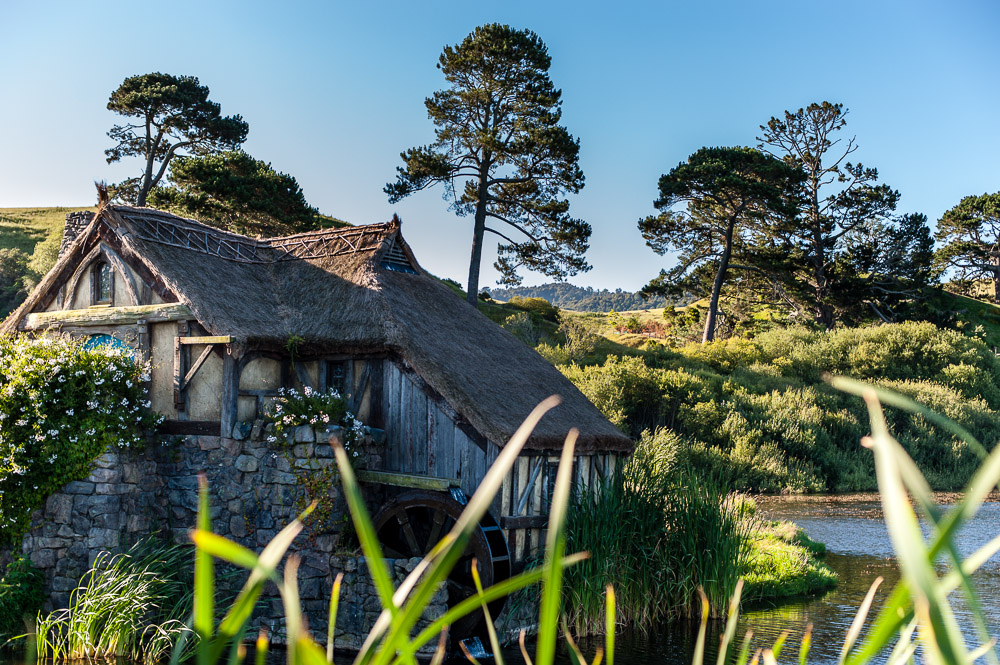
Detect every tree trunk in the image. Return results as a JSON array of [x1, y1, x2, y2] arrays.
[[994, 266, 1000, 306], [808, 184, 835, 330], [703, 219, 736, 343], [466, 164, 491, 308]]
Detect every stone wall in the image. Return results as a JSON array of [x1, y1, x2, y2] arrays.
[[9, 424, 445, 654]]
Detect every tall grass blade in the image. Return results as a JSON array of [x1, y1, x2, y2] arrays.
[[282, 555, 302, 665], [692, 588, 709, 665], [536, 427, 578, 665], [770, 632, 789, 660], [327, 572, 343, 664], [798, 624, 812, 665], [196, 475, 214, 665], [839, 576, 883, 665], [255, 628, 269, 665], [737, 631, 754, 665], [519, 630, 535, 665], [470, 558, 504, 665], [605, 585, 615, 665], [716, 579, 744, 665]]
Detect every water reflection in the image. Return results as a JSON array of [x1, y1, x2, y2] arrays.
[[540, 494, 1000, 665]]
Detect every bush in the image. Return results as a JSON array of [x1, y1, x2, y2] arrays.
[[0, 555, 43, 642], [502, 311, 541, 346], [508, 296, 560, 323], [561, 322, 1000, 492], [0, 335, 163, 545]]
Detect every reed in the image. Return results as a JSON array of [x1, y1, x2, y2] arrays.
[[32, 538, 193, 662]]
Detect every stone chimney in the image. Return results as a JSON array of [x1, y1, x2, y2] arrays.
[[60, 211, 95, 258]]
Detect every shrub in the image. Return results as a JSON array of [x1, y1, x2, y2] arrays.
[[0, 555, 43, 642], [508, 296, 560, 323], [502, 311, 541, 346], [561, 321, 1000, 492], [0, 335, 163, 545]]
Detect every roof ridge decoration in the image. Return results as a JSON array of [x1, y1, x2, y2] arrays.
[[112, 207, 393, 264]]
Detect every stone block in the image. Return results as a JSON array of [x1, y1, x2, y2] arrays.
[[229, 516, 248, 539], [91, 511, 120, 531], [94, 452, 118, 468], [294, 426, 315, 443], [95, 483, 120, 495], [89, 468, 120, 483], [367, 428, 387, 445], [45, 494, 74, 524], [235, 455, 258, 473], [30, 548, 57, 569], [198, 436, 221, 451], [63, 481, 94, 495], [299, 577, 321, 600], [232, 422, 252, 441], [251, 419, 265, 441], [87, 528, 119, 549], [168, 475, 200, 490], [51, 576, 77, 593], [292, 443, 314, 458], [86, 494, 121, 517], [222, 437, 242, 456]]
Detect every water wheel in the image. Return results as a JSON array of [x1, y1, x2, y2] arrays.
[[372, 488, 511, 638]]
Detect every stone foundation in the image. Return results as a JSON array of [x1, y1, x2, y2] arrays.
[[6, 426, 445, 654]]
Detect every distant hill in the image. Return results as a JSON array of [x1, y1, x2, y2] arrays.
[[490, 283, 676, 312]]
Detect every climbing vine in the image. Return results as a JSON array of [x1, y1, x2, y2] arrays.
[[0, 334, 163, 545]]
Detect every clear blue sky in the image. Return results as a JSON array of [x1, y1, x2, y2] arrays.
[[1, 0, 998, 291]]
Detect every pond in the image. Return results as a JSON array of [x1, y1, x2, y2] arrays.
[[3, 494, 996, 665], [542, 493, 1000, 665]]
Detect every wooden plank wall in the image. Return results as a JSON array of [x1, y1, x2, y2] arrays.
[[499, 452, 618, 563], [380, 360, 497, 494]]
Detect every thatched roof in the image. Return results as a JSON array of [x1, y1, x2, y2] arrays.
[[5, 206, 631, 453]]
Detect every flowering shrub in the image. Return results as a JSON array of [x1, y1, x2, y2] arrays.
[[266, 386, 366, 455], [0, 334, 164, 545], [266, 386, 368, 536]]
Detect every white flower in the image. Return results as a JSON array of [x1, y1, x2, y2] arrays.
[[66, 409, 74, 416]]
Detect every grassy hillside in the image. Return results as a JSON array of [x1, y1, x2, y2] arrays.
[[0, 207, 96, 256]]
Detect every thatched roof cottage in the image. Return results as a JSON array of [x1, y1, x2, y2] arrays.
[[4, 204, 631, 575]]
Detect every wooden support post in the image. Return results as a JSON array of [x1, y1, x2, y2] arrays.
[[173, 321, 189, 416], [220, 345, 241, 439]]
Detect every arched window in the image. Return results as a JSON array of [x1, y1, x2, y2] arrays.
[[92, 262, 113, 305]]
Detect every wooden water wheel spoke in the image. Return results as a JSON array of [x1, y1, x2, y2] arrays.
[[394, 509, 421, 555], [372, 489, 511, 639], [425, 509, 447, 551]]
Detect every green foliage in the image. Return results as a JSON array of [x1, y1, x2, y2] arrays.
[[0, 249, 30, 317], [695, 382, 1000, 665], [148, 150, 323, 236], [106, 72, 249, 207], [935, 191, 1000, 303], [558, 316, 599, 361], [386, 24, 590, 304], [33, 539, 197, 662], [758, 101, 901, 329], [508, 295, 561, 323], [638, 146, 804, 342], [493, 283, 674, 312], [502, 311, 541, 346], [742, 520, 837, 602], [0, 335, 163, 545], [0, 555, 43, 642], [561, 322, 1000, 492]]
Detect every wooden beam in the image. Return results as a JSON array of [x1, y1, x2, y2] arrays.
[[181, 344, 215, 390], [178, 335, 232, 345], [220, 347, 241, 439], [173, 321, 189, 414], [161, 420, 222, 436], [356, 469, 458, 491], [25, 303, 193, 330], [500, 515, 548, 530]]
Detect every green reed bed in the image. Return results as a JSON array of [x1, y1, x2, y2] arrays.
[[33, 539, 194, 662]]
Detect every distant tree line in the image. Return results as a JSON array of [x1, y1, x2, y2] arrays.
[[490, 283, 676, 312]]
